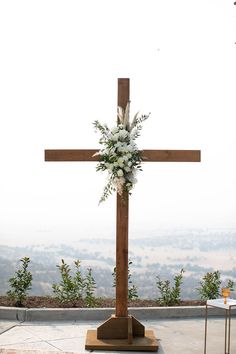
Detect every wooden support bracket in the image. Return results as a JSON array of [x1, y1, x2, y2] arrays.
[[85, 315, 158, 351]]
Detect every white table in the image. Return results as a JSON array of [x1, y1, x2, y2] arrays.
[[204, 298, 236, 354]]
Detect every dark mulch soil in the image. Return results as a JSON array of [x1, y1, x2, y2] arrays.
[[0, 296, 205, 308]]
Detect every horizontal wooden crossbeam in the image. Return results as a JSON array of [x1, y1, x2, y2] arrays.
[[141, 149, 201, 162], [45, 149, 201, 162], [45, 149, 99, 161]]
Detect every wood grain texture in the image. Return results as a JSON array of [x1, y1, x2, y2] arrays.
[[85, 329, 158, 351], [141, 149, 201, 162], [97, 315, 144, 340], [116, 192, 129, 318], [128, 316, 133, 344], [45, 149, 200, 162], [45, 149, 99, 161], [116, 78, 130, 318], [118, 78, 130, 111]]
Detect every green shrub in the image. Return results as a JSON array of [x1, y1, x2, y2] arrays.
[[196, 270, 234, 300], [52, 259, 97, 307], [156, 268, 185, 306], [84, 268, 97, 307], [52, 259, 85, 305], [112, 259, 138, 301], [7, 257, 32, 307]]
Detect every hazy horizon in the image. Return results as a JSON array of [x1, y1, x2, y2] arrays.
[[1, 1, 236, 246]]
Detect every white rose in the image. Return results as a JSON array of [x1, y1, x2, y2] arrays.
[[117, 169, 124, 177], [126, 145, 132, 151], [112, 126, 119, 134], [117, 157, 124, 165], [119, 130, 128, 139], [111, 133, 119, 141], [118, 146, 124, 153], [115, 142, 122, 148]]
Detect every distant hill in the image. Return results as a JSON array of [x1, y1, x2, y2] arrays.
[[1, 230, 236, 299]]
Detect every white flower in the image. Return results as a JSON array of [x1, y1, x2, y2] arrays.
[[124, 166, 131, 172], [115, 142, 122, 148], [117, 157, 124, 165], [125, 145, 132, 152], [118, 146, 125, 153], [117, 169, 124, 177], [112, 126, 119, 134], [119, 130, 128, 139], [111, 133, 119, 141]]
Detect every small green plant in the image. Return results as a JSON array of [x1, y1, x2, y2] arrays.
[[52, 259, 97, 307], [156, 268, 185, 306], [196, 270, 234, 300], [112, 259, 139, 301], [7, 257, 33, 307], [84, 268, 97, 307], [52, 259, 85, 305]]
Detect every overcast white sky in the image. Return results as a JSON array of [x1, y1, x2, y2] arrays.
[[0, 0, 236, 245]]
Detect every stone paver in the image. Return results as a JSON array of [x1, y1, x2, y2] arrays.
[[0, 321, 18, 335], [0, 318, 235, 353]]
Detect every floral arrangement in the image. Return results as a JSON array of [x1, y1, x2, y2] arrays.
[[93, 102, 150, 203]]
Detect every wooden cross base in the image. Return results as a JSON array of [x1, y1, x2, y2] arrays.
[[85, 315, 159, 351]]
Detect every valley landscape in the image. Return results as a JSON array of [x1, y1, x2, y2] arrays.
[[0, 229, 235, 301]]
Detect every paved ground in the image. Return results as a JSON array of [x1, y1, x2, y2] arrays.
[[0, 318, 235, 354]]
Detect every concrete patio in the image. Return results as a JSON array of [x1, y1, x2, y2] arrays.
[[0, 317, 235, 354]]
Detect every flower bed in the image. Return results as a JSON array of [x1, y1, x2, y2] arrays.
[[0, 296, 204, 308]]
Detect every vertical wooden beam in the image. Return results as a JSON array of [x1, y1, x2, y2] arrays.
[[118, 78, 130, 112], [116, 78, 130, 318]]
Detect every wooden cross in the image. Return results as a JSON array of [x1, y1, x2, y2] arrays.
[[45, 78, 200, 351]]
